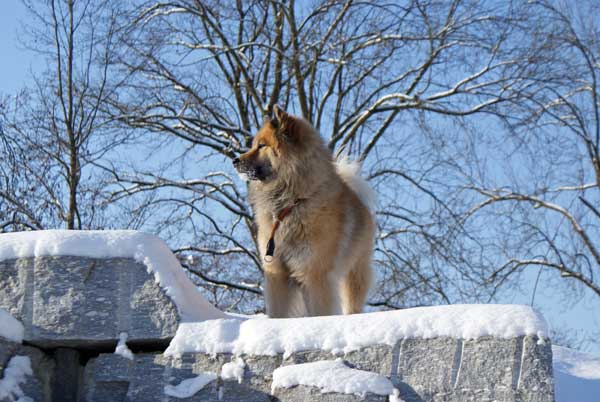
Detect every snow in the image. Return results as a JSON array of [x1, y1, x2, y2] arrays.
[[220, 357, 245, 383], [389, 389, 406, 402], [0, 230, 226, 321], [164, 372, 217, 398], [553, 345, 600, 402], [165, 304, 548, 357], [0, 309, 24, 343], [271, 359, 395, 397], [114, 332, 134, 360], [0, 356, 33, 401]]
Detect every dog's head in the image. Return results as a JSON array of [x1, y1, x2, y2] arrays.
[[233, 105, 303, 182]]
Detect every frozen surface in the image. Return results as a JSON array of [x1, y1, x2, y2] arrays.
[[114, 332, 134, 360], [0, 308, 24, 343], [221, 357, 245, 383], [0, 355, 33, 401], [164, 372, 217, 398], [553, 345, 600, 402], [272, 359, 395, 396], [0, 230, 226, 321], [166, 304, 548, 357]]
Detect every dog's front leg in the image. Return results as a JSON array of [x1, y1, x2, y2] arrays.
[[301, 270, 340, 317], [263, 265, 304, 318]]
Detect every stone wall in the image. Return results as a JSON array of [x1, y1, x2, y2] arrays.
[[0, 256, 555, 402]]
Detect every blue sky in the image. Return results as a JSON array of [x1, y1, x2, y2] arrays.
[[1, 1, 598, 355], [0, 1, 35, 95]]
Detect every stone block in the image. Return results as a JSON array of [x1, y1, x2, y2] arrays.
[[272, 385, 388, 402], [396, 337, 458, 396], [454, 337, 518, 390], [0, 256, 179, 348], [79, 334, 555, 402], [519, 337, 555, 402]]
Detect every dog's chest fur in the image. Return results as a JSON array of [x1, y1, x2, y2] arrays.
[[251, 183, 345, 277]]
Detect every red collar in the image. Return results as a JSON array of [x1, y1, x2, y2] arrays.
[[264, 199, 303, 263]]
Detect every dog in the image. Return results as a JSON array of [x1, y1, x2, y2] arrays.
[[233, 105, 375, 317]]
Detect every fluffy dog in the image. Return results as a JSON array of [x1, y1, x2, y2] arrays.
[[234, 105, 375, 317]]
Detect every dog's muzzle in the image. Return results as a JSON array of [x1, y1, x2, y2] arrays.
[[233, 157, 270, 181]]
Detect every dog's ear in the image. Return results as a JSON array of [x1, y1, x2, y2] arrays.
[[270, 104, 287, 129], [273, 104, 285, 123], [272, 104, 300, 143]]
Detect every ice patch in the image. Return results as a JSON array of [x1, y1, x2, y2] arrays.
[[0, 309, 24, 343], [164, 372, 218, 398], [0, 230, 226, 321], [0, 356, 33, 401], [221, 357, 245, 383], [271, 358, 395, 396], [114, 332, 134, 360], [165, 304, 548, 357]]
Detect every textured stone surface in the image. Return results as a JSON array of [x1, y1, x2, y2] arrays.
[[0, 256, 179, 348], [0, 338, 54, 402], [78, 336, 554, 402], [273, 385, 388, 402]]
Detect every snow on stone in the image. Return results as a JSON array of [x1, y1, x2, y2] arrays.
[[0, 308, 24, 343], [389, 389, 406, 402], [0, 355, 33, 401], [164, 372, 217, 398], [165, 304, 548, 357], [553, 345, 600, 402], [114, 332, 134, 360], [221, 357, 245, 383], [271, 359, 395, 396], [0, 230, 226, 321]]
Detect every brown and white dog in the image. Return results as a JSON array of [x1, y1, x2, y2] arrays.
[[234, 105, 375, 317]]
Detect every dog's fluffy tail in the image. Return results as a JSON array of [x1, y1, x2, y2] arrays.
[[335, 154, 376, 214]]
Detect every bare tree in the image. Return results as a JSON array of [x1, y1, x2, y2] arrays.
[[0, 0, 133, 231], [462, 0, 600, 300]]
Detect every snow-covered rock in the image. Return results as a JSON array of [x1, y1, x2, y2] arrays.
[[271, 359, 395, 396], [0, 230, 225, 348], [221, 357, 246, 383], [164, 372, 218, 398], [114, 332, 134, 361], [0, 355, 33, 401], [0, 339, 52, 402], [0, 230, 225, 321], [165, 304, 548, 357]]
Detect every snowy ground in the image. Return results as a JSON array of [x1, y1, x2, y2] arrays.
[[553, 345, 600, 402]]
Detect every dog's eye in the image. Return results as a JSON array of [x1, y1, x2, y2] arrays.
[[258, 143, 267, 149]]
